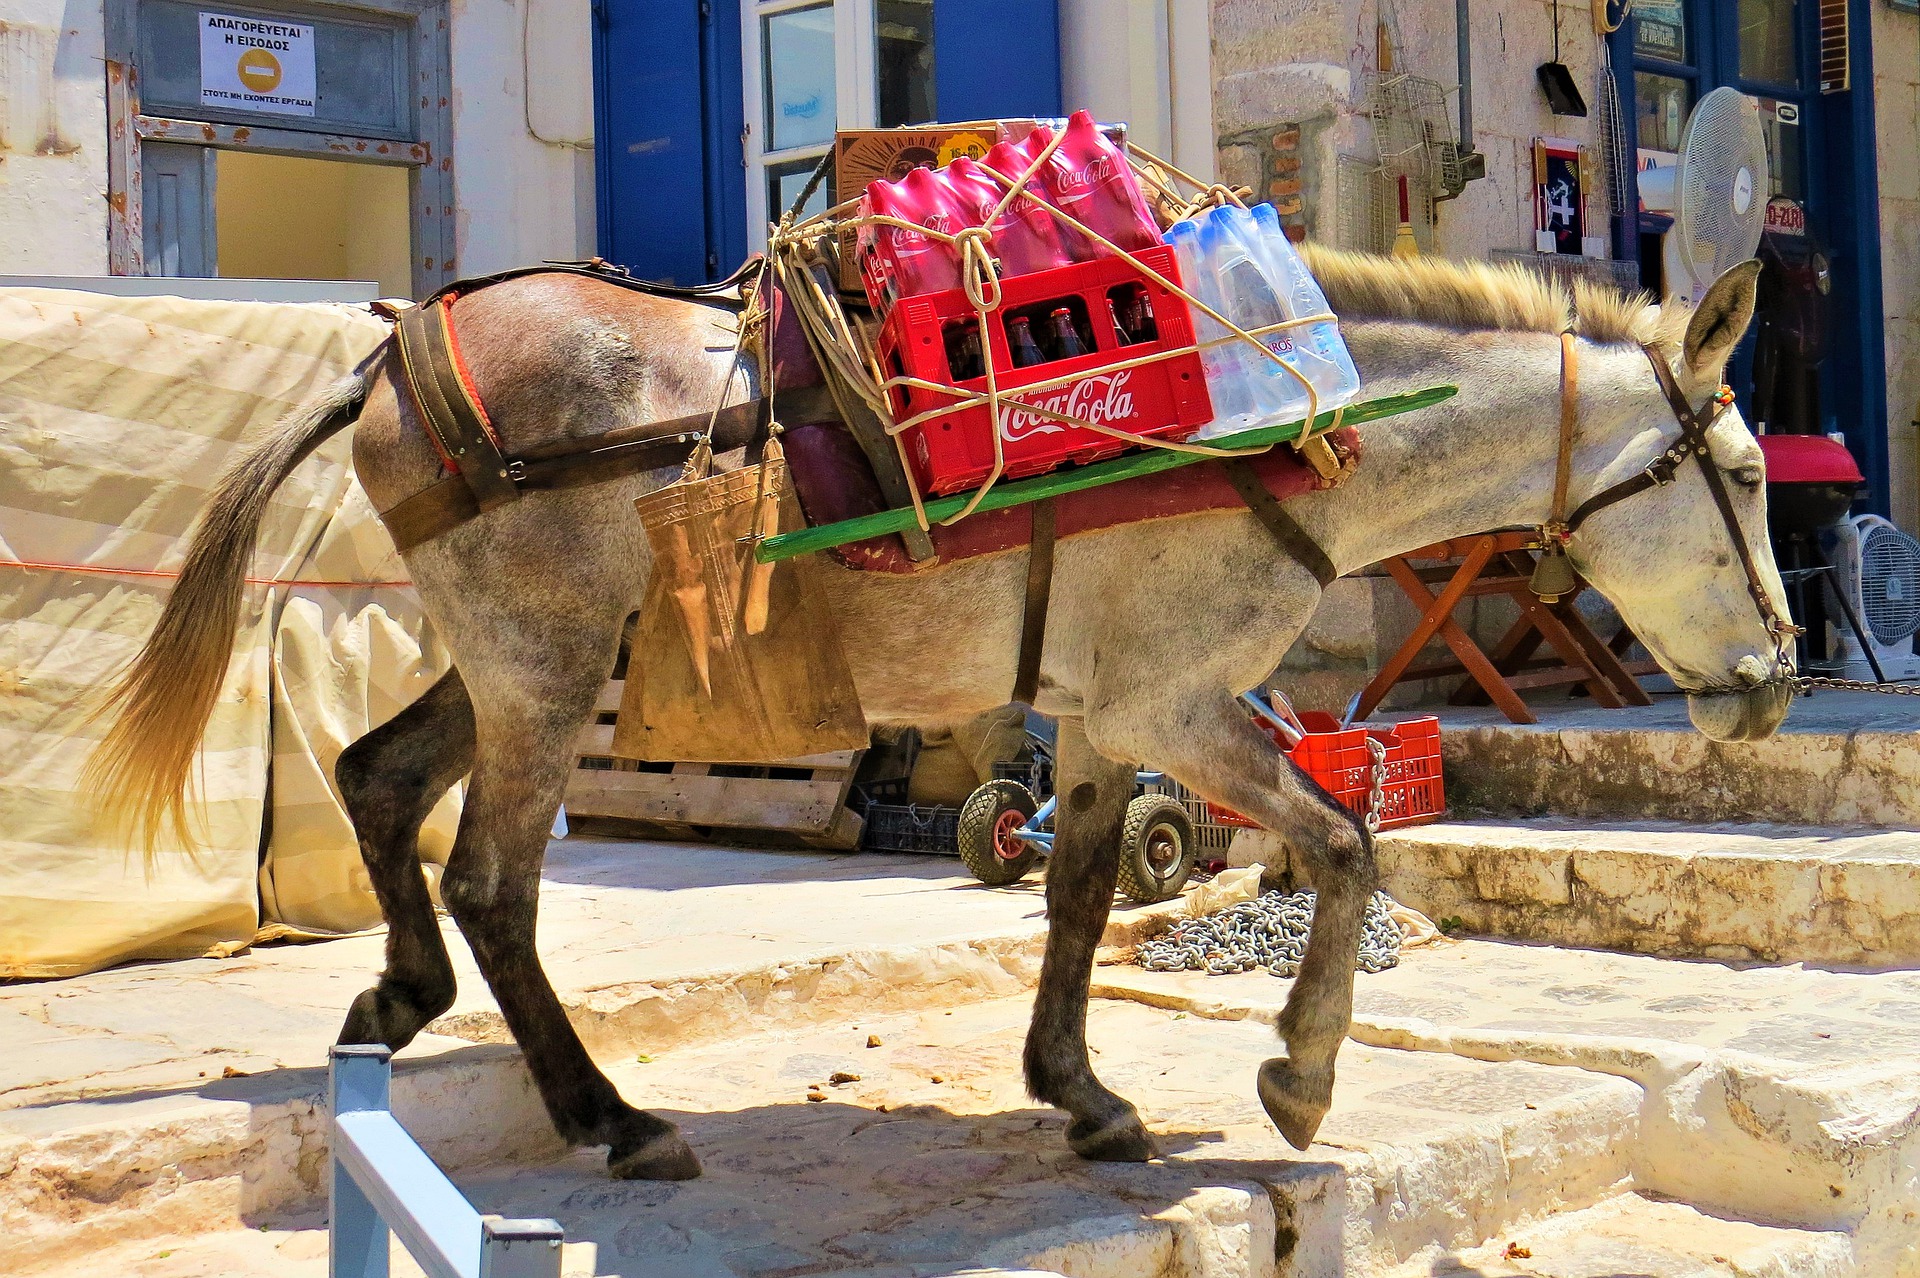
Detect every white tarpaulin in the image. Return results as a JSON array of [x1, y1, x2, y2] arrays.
[[0, 288, 459, 978]]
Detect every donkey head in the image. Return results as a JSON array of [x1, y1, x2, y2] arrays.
[[1562, 261, 1795, 742]]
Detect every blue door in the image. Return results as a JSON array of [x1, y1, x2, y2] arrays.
[[595, 0, 1058, 284], [1611, 0, 1887, 510]]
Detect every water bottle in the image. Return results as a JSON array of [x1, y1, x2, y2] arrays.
[[1243, 203, 1361, 414], [1165, 219, 1261, 437], [1205, 206, 1313, 424]]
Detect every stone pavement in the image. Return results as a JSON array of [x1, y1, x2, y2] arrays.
[[0, 838, 1077, 1112]]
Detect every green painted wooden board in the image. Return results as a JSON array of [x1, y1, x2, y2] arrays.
[[756, 384, 1458, 563]]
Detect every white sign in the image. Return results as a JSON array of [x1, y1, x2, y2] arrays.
[[199, 11, 316, 117]]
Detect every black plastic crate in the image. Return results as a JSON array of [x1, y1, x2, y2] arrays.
[[862, 803, 960, 855]]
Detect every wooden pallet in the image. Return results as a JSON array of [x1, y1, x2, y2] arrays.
[[565, 679, 865, 850]]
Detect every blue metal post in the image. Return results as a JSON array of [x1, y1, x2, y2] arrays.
[[330, 1045, 393, 1278]]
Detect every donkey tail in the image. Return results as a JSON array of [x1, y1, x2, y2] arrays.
[[87, 372, 371, 846]]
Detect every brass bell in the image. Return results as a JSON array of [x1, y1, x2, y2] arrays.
[[1529, 542, 1577, 603]]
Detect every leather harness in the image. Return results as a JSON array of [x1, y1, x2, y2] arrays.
[[377, 258, 769, 552], [1539, 336, 1800, 691]]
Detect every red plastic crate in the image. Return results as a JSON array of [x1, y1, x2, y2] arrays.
[[876, 245, 1215, 496], [1209, 711, 1445, 832]]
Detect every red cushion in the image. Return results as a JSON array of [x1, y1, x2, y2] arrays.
[[1758, 434, 1864, 485]]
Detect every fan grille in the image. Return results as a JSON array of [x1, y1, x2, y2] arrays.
[[1678, 87, 1769, 293], [1858, 523, 1920, 646]]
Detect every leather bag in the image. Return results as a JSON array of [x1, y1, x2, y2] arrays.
[[615, 440, 868, 762]]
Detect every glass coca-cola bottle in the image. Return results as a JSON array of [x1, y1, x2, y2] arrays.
[[945, 320, 983, 380], [1007, 315, 1046, 368], [1119, 285, 1157, 344], [1047, 307, 1088, 359]]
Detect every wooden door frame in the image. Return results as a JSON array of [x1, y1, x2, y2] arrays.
[[104, 0, 456, 298]]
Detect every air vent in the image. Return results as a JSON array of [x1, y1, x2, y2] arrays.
[[1819, 0, 1850, 93]]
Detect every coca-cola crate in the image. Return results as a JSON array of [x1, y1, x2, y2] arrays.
[[1209, 712, 1444, 832], [876, 245, 1214, 496]]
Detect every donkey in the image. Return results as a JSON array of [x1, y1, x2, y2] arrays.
[[91, 251, 1791, 1180]]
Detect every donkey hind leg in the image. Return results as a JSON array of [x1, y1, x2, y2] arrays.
[[336, 668, 476, 1051], [1022, 717, 1155, 1162], [439, 658, 700, 1182], [1164, 692, 1373, 1150]]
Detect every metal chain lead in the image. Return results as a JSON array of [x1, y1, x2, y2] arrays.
[[1134, 889, 1405, 978], [1363, 736, 1387, 834], [1793, 675, 1920, 696]]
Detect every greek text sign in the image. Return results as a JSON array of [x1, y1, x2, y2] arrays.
[[199, 11, 316, 117]]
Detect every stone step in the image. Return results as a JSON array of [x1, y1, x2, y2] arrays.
[[39, 992, 1648, 1278], [1400, 1192, 1852, 1278], [1091, 935, 1920, 1278], [1373, 818, 1920, 965], [1436, 691, 1920, 827]]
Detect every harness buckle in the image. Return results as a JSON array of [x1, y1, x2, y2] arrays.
[[506, 459, 527, 483]]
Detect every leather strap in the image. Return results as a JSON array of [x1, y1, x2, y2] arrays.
[[1218, 456, 1337, 587], [392, 295, 521, 512], [1548, 332, 1579, 532], [1012, 497, 1056, 705], [1640, 347, 1781, 628], [377, 398, 773, 552]]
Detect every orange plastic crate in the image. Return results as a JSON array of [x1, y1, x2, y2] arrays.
[[1209, 711, 1444, 831]]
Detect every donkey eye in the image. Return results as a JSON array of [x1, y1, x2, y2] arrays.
[[1731, 465, 1764, 489]]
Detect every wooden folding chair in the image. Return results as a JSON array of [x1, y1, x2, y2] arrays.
[[1351, 531, 1654, 725]]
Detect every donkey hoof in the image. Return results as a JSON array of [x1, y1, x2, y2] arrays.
[[607, 1130, 702, 1181], [1066, 1112, 1156, 1162], [1257, 1058, 1332, 1151]]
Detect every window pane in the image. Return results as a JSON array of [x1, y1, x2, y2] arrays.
[[1739, 0, 1799, 85], [764, 4, 836, 151], [1636, 72, 1694, 151], [769, 153, 835, 224], [875, 0, 935, 128], [1759, 97, 1805, 198], [1634, 0, 1688, 62]]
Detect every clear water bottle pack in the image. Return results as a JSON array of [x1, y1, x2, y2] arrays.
[[1164, 204, 1360, 440]]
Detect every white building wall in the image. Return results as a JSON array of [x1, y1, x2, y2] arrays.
[[0, 0, 111, 274], [1875, 1, 1918, 530], [0, 0, 594, 284], [446, 0, 596, 275]]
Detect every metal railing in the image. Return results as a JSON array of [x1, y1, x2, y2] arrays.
[[329, 1045, 564, 1278]]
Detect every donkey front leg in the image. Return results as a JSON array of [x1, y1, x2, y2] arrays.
[[1023, 716, 1156, 1161], [1160, 693, 1375, 1150]]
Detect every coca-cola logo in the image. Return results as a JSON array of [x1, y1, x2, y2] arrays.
[[888, 211, 956, 249], [1000, 370, 1137, 441], [1052, 154, 1115, 200]]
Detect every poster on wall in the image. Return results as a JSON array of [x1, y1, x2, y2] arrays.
[[1534, 138, 1604, 258], [199, 11, 316, 117]]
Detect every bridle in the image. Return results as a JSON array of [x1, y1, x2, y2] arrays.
[[1533, 332, 1801, 696]]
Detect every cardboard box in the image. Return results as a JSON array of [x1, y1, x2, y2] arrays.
[[834, 127, 1000, 289]]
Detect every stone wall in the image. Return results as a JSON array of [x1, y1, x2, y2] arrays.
[[1877, 3, 1920, 531], [1209, 0, 1612, 257]]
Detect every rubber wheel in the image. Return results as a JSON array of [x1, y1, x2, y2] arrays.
[[957, 780, 1041, 885], [1116, 795, 1198, 904]]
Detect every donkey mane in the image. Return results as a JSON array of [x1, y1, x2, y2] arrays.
[[1300, 243, 1689, 353]]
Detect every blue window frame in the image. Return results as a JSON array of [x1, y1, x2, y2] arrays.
[[1609, 0, 1887, 514]]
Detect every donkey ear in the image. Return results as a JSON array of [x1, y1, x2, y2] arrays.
[[1683, 259, 1763, 376]]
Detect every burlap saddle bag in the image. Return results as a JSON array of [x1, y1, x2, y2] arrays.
[[614, 440, 868, 762]]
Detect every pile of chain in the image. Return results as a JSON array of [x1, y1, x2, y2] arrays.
[[1135, 890, 1404, 978]]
